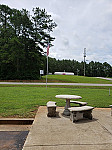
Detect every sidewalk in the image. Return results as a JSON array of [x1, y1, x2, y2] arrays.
[[23, 106, 112, 150]]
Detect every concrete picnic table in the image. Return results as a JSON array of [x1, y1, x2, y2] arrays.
[[55, 95, 82, 115]]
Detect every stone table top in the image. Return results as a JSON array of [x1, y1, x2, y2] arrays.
[[55, 95, 82, 99]]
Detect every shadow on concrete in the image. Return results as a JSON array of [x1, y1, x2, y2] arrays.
[[74, 118, 98, 124], [47, 111, 61, 119], [61, 112, 98, 124]]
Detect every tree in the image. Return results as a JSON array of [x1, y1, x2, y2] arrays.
[[0, 4, 57, 79], [103, 62, 112, 77], [32, 7, 57, 49]]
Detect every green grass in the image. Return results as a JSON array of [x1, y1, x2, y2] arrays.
[[0, 75, 112, 117], [0, 85, 112, 117], [2, 75, 112, 84], [42, 75, 112, 84]]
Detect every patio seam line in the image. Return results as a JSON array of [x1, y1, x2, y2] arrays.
[[24, 143, 112, 147], [96, 120, 112, 135]]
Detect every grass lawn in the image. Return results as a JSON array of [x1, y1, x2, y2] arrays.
[[0, 85, 112, 118], [42, 75, 112, 84]]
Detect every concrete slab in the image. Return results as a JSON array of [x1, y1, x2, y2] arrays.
[[0, 118, 33, 131], [23, 107, 112, 150], [0, 125, 31, 131]]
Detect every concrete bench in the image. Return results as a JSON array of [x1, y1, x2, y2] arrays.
[[47, 101, 57, 117], [109, 105, 112, 116], [70, 100, 88, 106], [68, 106, 94, 122]]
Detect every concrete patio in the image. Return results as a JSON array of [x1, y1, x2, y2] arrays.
[[23, 106, 112, 150]]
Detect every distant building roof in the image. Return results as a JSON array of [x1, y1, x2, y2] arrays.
[[54, 72, 74, 75]]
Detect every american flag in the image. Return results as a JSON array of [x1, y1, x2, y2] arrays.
[[47, 43, 49, 56]]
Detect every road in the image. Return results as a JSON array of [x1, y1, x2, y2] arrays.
[[0, 82, 112, 86], [96, 77, 112, 81]]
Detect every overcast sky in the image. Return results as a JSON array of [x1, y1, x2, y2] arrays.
[[1, 0, 112, 65]]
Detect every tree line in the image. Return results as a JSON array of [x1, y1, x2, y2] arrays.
[[48, 58, 112, 77], [0, 5, 112, 80]]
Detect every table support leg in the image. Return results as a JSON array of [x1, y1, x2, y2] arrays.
[[63, 99, 70, 116]]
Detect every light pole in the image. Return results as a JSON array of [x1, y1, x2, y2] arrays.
[[84, 48, 86, 76]]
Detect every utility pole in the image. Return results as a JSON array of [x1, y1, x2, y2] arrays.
[[84, 48, 86, 76]]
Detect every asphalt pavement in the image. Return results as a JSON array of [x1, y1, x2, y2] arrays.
[[0, 82, 112, 86]]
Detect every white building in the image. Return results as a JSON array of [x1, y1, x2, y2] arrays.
[[54, 72, 74, 75]]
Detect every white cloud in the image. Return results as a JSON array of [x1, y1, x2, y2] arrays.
[[1, 0, 112, 65]]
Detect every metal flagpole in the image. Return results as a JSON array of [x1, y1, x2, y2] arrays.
[[46, 54, 48, 89], [84, 48, 86, 76], [46, 43, 49, 89]]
